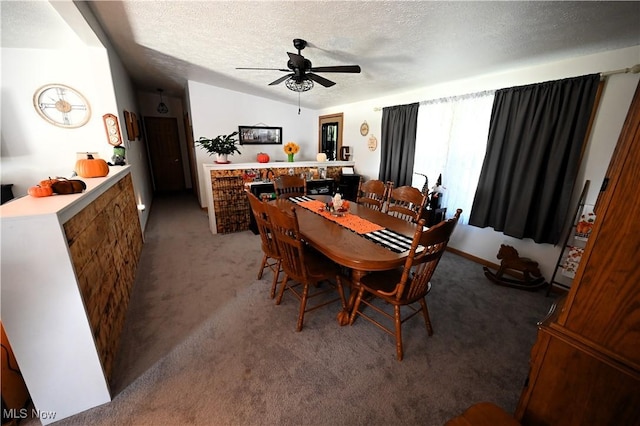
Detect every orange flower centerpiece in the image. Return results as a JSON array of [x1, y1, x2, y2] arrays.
[[284, 141, 300, 162]]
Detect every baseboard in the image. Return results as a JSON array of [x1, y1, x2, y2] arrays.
[[446, 247, 568, 295], [446, 246, 501, 271]]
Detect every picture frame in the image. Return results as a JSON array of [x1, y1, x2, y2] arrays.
[[238, 126, 282, 145], [132, 112, 140, 139], [124, 110, 135, 141]]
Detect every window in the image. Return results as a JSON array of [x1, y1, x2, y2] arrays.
[[412, 92, 495, 224]]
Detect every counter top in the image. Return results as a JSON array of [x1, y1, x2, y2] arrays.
[[0, 166, 131, 223], [203, 160, 355, 170]]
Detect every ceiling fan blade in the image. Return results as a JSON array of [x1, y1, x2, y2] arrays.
[[309, 65, 361, 73], [287, 52, 306, 69], [269, 74, 294, 86], [307, 73, 335, 88], [236, 67, 290, 72]]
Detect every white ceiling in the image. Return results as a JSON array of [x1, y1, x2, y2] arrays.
[[3, 1, 640, 110]]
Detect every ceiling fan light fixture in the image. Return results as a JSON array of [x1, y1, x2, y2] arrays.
[[157, 88, 169, 114], [285, 78, 314, 92]]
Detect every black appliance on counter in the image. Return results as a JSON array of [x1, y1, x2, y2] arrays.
[[337, 174, 361, 202]]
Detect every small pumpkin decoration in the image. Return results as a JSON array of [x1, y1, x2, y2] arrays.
[[28, 185, 53, 198], [75, 154, 109, 178], [52, 178, 86, 195], [257, 152, 270, 163], [40, 177, 61, 188]]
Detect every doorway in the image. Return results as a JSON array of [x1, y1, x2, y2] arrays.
[[318, 113, 343, 161], [144, 116, 186, 192]]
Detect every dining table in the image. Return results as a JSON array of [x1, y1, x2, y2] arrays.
[[271, 195, 421, 325]]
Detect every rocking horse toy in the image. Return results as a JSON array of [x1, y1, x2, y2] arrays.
[[483, 244, 547, 291]]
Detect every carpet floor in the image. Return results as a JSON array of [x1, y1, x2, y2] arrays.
[[29, 192, 555, 425]]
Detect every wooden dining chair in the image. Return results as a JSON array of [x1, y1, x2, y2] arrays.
[[246, 191, 281, 299], [349, 209, 462, 360], [265, 202, 347, 331], [386, 185, 427, 223], [356, 179, 390, 211], [274, 175, 307, 199]]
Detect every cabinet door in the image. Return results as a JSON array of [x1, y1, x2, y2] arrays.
[[557, 81, 640, 365], [519, 331, 640, 426]]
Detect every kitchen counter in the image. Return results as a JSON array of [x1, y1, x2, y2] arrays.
[[203, 161, 355, 234], [0, 166, 143, 424]]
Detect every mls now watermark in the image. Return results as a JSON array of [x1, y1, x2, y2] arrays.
[[3, 408, 57, 420]]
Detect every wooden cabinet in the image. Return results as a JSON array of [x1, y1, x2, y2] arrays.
[[515, 82, 640, 424]]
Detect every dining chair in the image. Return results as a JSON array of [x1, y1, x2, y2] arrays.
[[386, 185, 427, 223], [356, 179, 390, 212], [274, 175, 307, 199], [265, 202, 347, 331], [246, 191, 281, 299], [349, 208, 462, 360]]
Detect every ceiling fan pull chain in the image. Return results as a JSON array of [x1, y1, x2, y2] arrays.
[[298, 92, 301, 115]]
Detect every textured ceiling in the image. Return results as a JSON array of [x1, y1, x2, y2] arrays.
[[3, 1, 640, 110]]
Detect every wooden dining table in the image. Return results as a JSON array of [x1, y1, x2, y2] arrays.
[[271, 195, 421, 325]]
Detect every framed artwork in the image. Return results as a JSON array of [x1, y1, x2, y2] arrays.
[[238, 126, 282, 145], [124, 110, 135, 141], [132, 112, 140, 139]]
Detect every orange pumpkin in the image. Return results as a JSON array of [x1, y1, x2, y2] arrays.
[[28, 185, 53, 197], [257, 152, 270, 163], [75, 154, 109, 178]]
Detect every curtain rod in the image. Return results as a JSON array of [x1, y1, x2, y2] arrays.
[[600, 63, 640, 78], [373, 64, 640, 111], [372, 89, 495, 112]]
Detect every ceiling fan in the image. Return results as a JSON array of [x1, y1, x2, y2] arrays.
[[236, 38, 361, 92]]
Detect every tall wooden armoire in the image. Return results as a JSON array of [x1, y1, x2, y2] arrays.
[[514, 81, 640, 424]]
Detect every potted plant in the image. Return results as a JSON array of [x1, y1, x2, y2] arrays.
[[197, 131, 241, 163]]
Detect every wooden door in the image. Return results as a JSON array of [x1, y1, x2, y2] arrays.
[[318, 113, 343, 161], [144, 116, 185, 192]]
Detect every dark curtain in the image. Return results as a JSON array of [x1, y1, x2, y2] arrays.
[[468, 74, 600, 244], [378, 103, 419, 187]]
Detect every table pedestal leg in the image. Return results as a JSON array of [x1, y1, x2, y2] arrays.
[[337, 269, 366, 326]]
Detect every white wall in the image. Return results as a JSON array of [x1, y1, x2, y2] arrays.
[[318, 45, 640, 279], [1, 47, 117, 195], [186, 80, 317, 206], [74, 1, 153, 231], [1, 2, 154, 231]]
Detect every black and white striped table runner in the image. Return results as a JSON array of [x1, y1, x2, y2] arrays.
[[363, 228, 414, 253], [289, 196, 315, 204]]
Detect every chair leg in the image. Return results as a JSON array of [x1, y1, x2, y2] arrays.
[[258, 253, 269, 279], [348, 287, 366, 325], [394, 305, 403, 361], [419, 298, 433, 336], [269, 260, 281, 299], [276, 273, 289, 305], [296, 283, 310, 332]]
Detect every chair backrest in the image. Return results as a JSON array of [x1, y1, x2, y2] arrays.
[[357, 179, 389, 211], [264, 203, 309, 283], [246, 191, 279, 259], [274, 175, 306, 199], [386, 185, 427, 222], [395, 208, 462, 303]]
